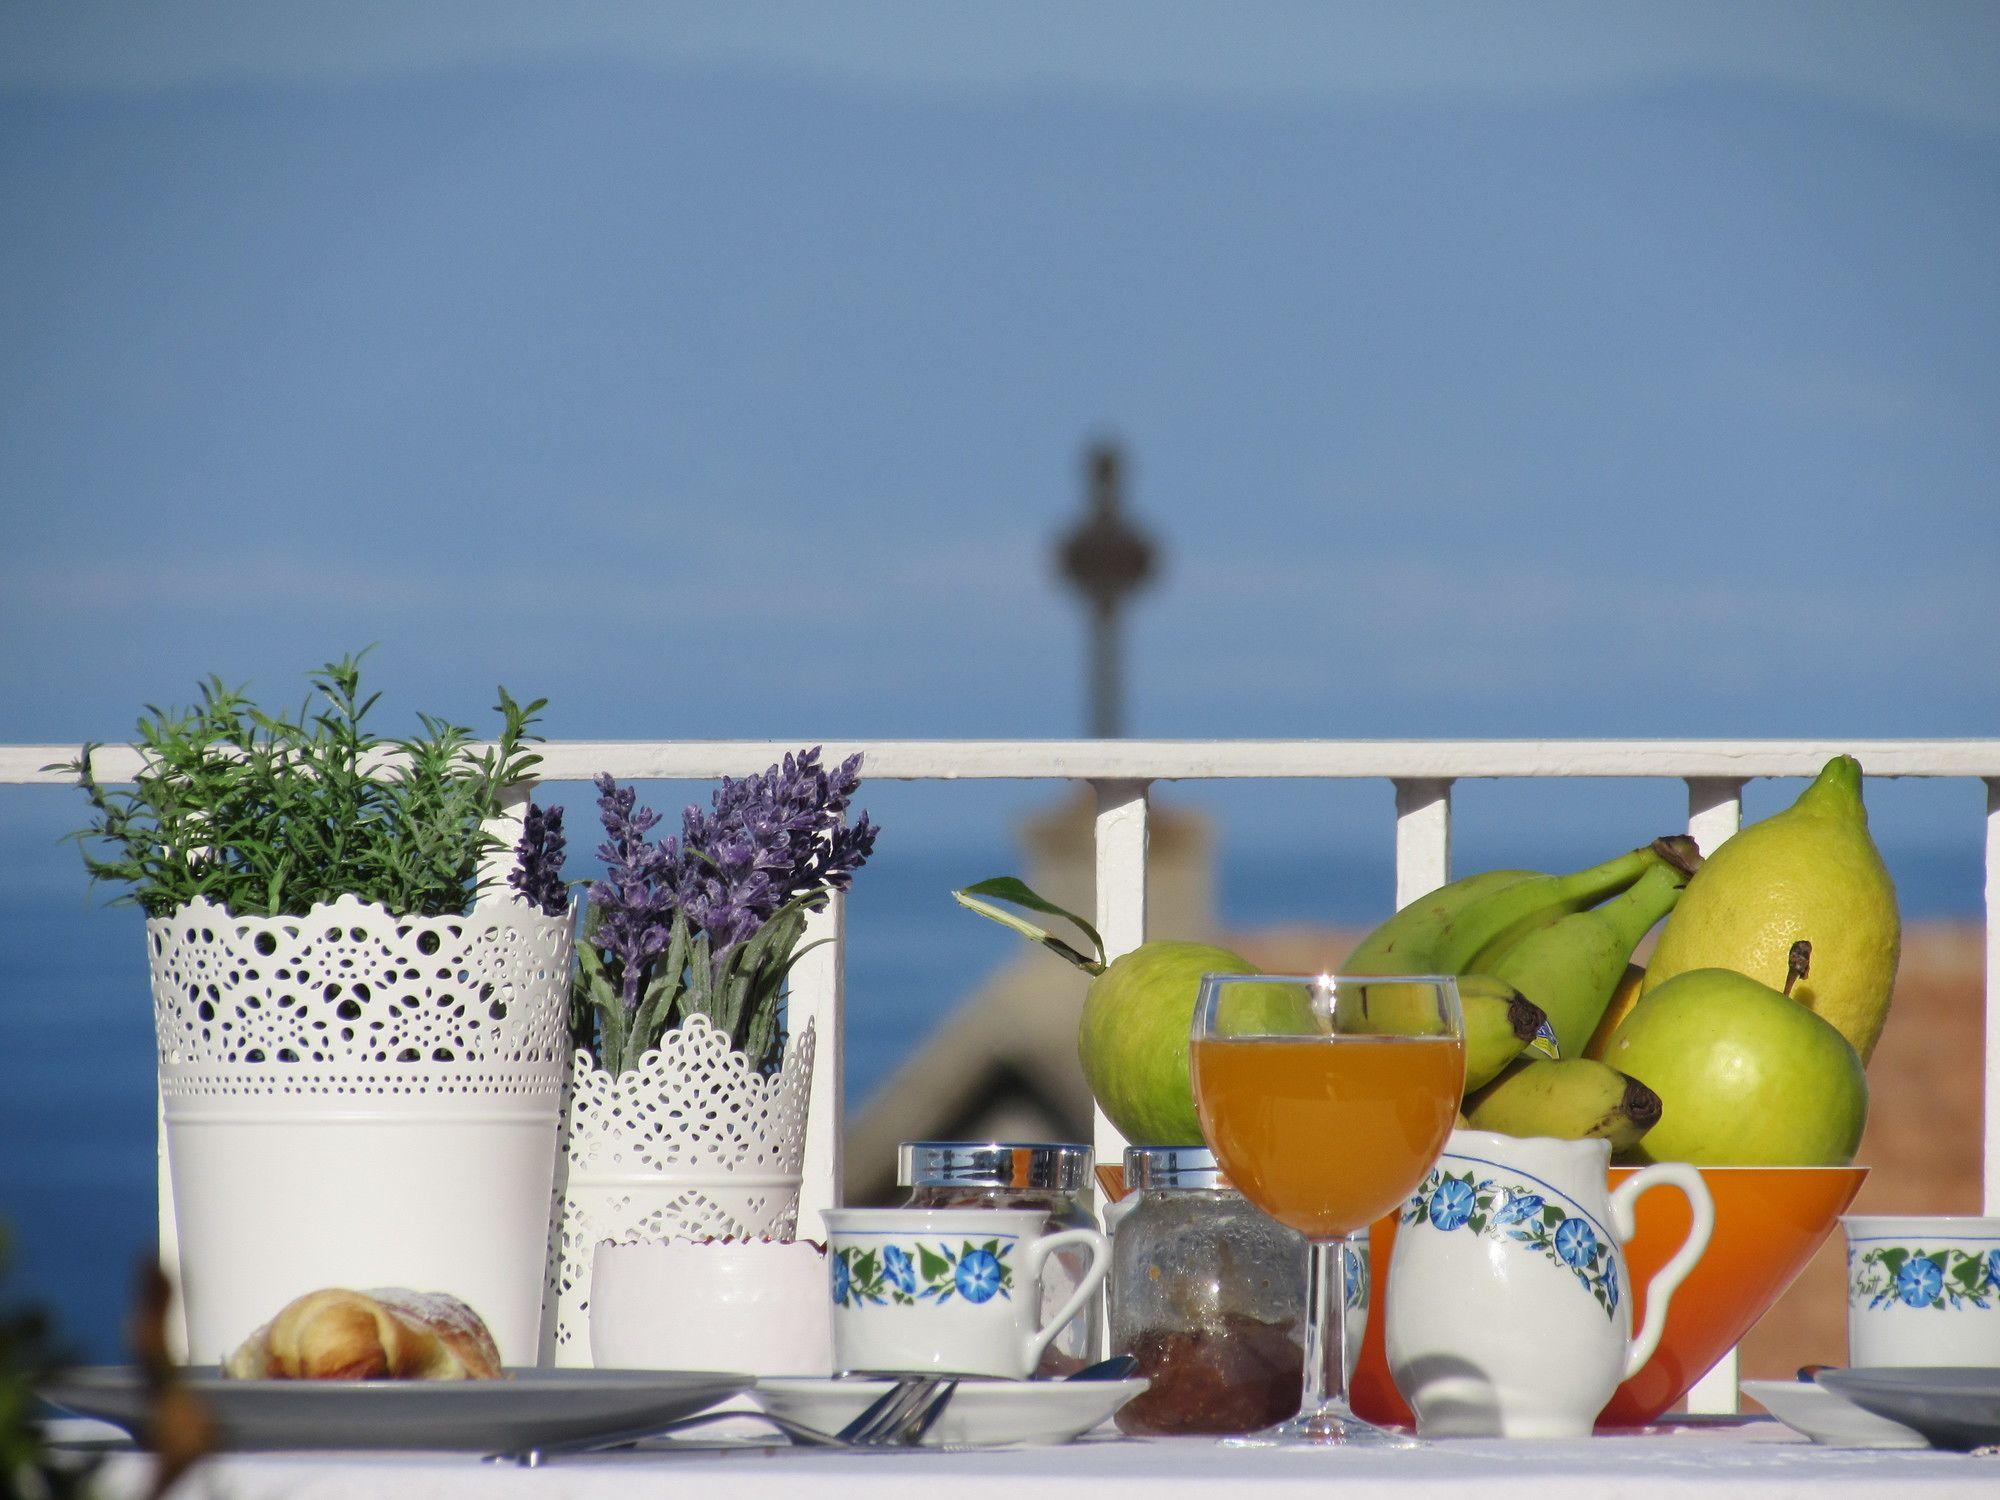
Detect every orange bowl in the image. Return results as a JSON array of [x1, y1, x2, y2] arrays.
[[1351, 1164, 1866, 1429]]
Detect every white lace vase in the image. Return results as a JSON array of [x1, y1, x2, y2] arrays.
[[149, 894, 572, 1365], [544, 1014, 816, 1366]]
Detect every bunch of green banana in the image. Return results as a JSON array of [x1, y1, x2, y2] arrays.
[[1342, 836, 1701, 1143]]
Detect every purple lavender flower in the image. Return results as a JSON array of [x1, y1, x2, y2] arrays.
[[672, 747, 878, 957], [587, 773, 680, 1013], [508, 802, 569, 916], [582, 752, 879, 1035]]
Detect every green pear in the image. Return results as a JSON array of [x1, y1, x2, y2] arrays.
[[1643, 755, 1899, 1061], [1079, 940, 1259, 1144], [1603, 951, 1867, 1166]]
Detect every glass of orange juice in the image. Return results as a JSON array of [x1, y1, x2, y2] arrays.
[[1191, 972, 1464, 1446]]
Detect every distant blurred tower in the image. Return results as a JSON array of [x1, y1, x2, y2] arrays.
[[1058, 442, 1158, 737]]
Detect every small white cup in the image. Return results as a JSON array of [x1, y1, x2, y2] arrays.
[[1845, 1215, 2000, 1368], [822, 1207, 1109, 1379], [589, 1238, 834, 1375]]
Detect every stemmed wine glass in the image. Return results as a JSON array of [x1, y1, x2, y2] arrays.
[[1190, 972, 1464, 1446]]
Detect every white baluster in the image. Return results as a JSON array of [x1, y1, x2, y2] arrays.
[[794, 890, 846, 1238], [1393, 778, 1453, 911], [1091, 780, 1150, 1180]]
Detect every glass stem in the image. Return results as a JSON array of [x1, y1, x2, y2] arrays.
[[1302, 1237, 1348, 1420]]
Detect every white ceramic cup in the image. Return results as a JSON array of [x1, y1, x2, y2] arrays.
[[1844, 1215, 2000, 1368], [589, 1238, 834, 1375], [822, 1207, 1109, 1378]]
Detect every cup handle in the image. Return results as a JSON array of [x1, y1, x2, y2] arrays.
[[1020, 1228, 1110, 1373], [1609, 1162, 1715, 1382]]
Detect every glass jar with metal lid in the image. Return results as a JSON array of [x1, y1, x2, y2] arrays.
[[897, 1141, 1100, 1373], [1108, 1145, 1314, 1436]]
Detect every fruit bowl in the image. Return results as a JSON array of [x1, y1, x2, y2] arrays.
[[1350, 1164, 1866, 1429]]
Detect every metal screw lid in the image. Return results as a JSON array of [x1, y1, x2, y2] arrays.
[[1124, 1145, 1229, 1191], [896, 1141, 1093, 1192]]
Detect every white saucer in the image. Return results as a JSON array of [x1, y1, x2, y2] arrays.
[[754, 1377, 1147, 1448], [1741, 1379, 1928, 1449]]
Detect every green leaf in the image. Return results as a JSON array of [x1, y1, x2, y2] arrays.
[[951, 877, 1105, 972], [1543, 1205, 1564, 1227], [919, 1246, 949, 1281], [624, 913, 693, 1068]]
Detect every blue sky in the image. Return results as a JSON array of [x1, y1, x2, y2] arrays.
[[2, 2, 1996, 861]]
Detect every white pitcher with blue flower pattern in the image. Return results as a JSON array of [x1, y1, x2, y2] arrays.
[[1385, 1130, 1713, 1438]]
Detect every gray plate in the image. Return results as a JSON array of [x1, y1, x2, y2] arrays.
[[40, 1366, 751, 1452], [1818, 1368, 2000, 1453]]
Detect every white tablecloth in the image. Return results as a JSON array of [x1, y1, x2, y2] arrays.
[[83, 1421, 1999, 1500]]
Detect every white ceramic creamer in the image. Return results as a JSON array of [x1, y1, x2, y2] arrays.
[[1386, 1130, 1713, 1438]]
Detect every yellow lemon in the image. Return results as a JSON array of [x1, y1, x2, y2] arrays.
[[1641, 756, 1899, 1062]]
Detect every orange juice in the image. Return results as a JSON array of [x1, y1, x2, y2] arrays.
[[1191, 1036, 1463, 1238]]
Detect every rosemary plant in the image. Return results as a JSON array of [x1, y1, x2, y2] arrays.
[[57, 654, 547, 918]]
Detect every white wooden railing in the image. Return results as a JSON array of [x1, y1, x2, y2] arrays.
[[8, 737, 2000, 1411]]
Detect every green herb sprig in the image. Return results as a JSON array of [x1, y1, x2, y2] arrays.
[[55, 653, 547, 918]]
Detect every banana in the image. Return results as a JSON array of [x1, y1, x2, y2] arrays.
[[1581, 964, 1646, 1062], [1462, 836, 1700, 973], [1428, 843, 1669, 975], [1488, 845, 1701, 1059], [1343, 869, 1540, 975], [1465, 1057, 1663, 1153], [1347, 973, 1545, 1094], [1456, 974, 1549, 1093]]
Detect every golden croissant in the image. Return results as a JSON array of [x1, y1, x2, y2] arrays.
[[223, 1287, 502, 1381]]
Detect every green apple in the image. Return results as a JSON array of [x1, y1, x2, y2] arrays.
[[1601, 966, 1867, 1166]]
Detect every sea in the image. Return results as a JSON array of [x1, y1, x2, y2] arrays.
[[1, 834, 1981, 1361]]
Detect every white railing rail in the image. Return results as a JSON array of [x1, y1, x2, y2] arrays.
[[8, 738, 2000, 1409]]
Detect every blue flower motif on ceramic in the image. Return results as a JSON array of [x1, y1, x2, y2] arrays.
[[1343, 1243, 1367, 1310], [835, 1239, 1013, 1307], [955, 1248, 1004, 1304], [1429, 1178, 1477, 1231], [1555, 1217, 1599, 1269], [1403, 1166, 1618, 1320], [1897, 1256, 1945, 1308], [1492, 1192, 1544, 1227], [1852, 1245, 1996, 1310]]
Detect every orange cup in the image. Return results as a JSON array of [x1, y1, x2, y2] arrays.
[[1351, 1164, 1866, 1429]]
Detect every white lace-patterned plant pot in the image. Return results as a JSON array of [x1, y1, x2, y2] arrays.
[[545, 1014, 815, 1366], [150, 894, 572, 1365]]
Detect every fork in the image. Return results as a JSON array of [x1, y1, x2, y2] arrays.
[[489, 1375, 956, 1466]]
